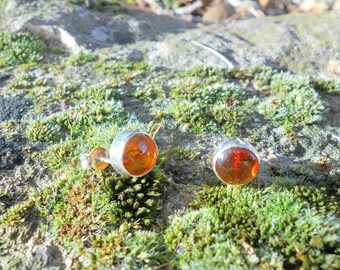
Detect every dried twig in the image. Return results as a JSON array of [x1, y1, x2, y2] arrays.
[[247, 6, 266, 18], [189, 40, 234, 69], [174, 0, 204, 15]]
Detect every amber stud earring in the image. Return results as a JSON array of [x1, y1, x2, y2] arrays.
[[80, 131, 158, 177], [210, 137, 260, 185]]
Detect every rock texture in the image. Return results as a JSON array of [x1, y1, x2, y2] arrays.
[[1, 0, 339, 79]]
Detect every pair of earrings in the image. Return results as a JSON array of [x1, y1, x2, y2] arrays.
[[80, 131, 260, 185], [80, 131, 157, 177]]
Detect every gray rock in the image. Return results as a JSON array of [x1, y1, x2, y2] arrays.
[[34, 242, 66, 268], [0, 0, 195, 51], [0, 136, 23, 170], [1, 1, 338, 78], [137, 10, 340, 79], [18, 220, 39, 243], [0, 95, 32, 122]]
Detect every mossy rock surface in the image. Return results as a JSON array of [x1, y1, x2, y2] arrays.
[[0, 1, 339, 269]]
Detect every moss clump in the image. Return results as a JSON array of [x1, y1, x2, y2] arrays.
[[165, 185, 339, 269], [211, 105, 247, 136], [253, 66, 277, 89], [146, 65, 327, 136], [25, 99, 127, 142], [292, 186, 339, 213], [25, 117, 63, 143], [67, 0, 136, 9], [135, 83, 165, 101], [170, 147, 200, 161], [162, 80, 247, 136], [0, 32, 46, 67], [258, 72, 324, 128], [101, 169, 164, 226], [36, 145, 164, 236], [77, 79, 126, 100], [0, 199, 37, 229], [51, 82, 79, 101], [171, 80, 243, 104], [78, 230, 169, 269], [67, 50, 96, 66], [311, 79, 340, 94], [9, 72, 35, 89], [180, 65, 230, 79], [38, 140, 79, 170], [94, 58, 154, 79]]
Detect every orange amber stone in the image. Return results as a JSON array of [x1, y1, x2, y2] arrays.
[[214, 146, 260, 185], [89, 147, 109, 170], [122, 133, 157, 177]]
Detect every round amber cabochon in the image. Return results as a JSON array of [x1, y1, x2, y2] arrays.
[[89, 146, 109, 170], [122, 133, 157, 177], [214, 146, 260, 185]]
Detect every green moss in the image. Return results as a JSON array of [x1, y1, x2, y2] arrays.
[[253, 66, 276, 89], [77, 79, 126, 100], [53, 82, 79, 100], [160, 80, 248, 136], [165, 185, 339, 269], [258, 72, 324, 128], [67, 0, 136, 9], [93, 58, 154, 79], [13, 74, 125, 116], [154, 66, 291, 136], [67, 50, 96, 66], [292, 186, 339, 213], [181, 65, 230, 79], [211, 105, 246, 136], [77, 230, 169, 268], [100, 168, 164, 227], [149, 65, 324, 137], [25, 99, 127, 142], [312, 79, 340, 94], [0, 32, 46, 67], [171, 147, 200, 161], [171, 80, 244, 104], [0, 189, 10, 199], [135, 83, 165, 101], [38, 140, 80, 170], [9, 72, 35, 89], [2, 58, 337, 269], [37, 153, 155, 229], [35, 174, 167, 267], [25, 117, 63, 143], [52, 48, 65, 55], [0, 199, 37, 227]]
